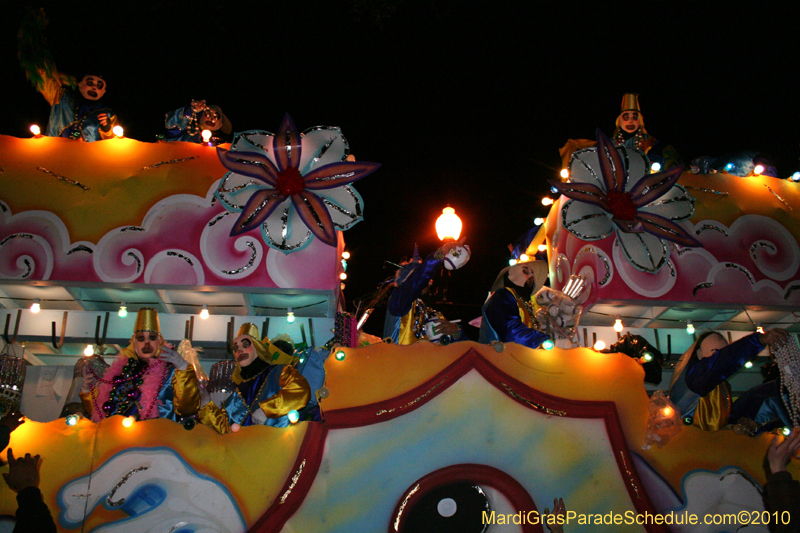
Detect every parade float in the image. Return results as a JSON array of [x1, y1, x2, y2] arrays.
[[0, 113, 799, 533]]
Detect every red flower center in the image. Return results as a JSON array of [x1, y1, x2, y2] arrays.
[[275, 167, 305, 196], [606, 190, 638, 221]]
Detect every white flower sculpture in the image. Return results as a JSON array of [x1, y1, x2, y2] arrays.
[[215, 114, 380, 253], [550, 129, 701, 273]]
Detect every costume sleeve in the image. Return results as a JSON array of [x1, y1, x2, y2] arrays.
[[764, 471, 800, 532], [484, 290, 548, 349], [259, 366, 311, 419], [15, 487, 57, 533], [387, 252, 443, 316], [685, 334, 763, 397], [79, 390, 97, 419], [171, 366, 201, 416], [164, 105, 192, 133], [197, 402, 232, 435]]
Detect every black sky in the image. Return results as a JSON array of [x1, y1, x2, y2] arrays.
[[3, 2, 800, 330]]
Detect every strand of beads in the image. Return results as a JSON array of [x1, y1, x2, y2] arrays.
[[100, 359, 146, 418], [773, 336, 800, 427]]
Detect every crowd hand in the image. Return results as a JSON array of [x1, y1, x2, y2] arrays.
[[191, 99, 207, 112], [0, 411, 24, 434], [768, 427, 800, 474], [97, 113, 108, 127], [432, 319, 460, 337], [758, 328, 791, 354], [2, 449, 40, 493], [543, 497, 566, 532], [159, 343, 189, 371]]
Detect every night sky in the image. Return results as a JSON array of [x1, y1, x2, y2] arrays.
[[3, 2, 800, 331]]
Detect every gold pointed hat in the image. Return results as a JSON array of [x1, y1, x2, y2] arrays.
[[134, 307, 160, 334], [235, 323, 295, 365], [620, 93, 641, 113]]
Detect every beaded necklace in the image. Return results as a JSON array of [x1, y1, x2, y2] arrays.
[[773, 337, 800, 427], [90, 358, 169, 421], [234, 366, 274, 424]]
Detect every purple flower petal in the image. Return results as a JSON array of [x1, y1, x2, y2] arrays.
[[636, 211, 703, 247], [304, 161, 381, 190], [273, 113, 302, 172], [596, 129, 627, 194], [549, 180, 611, 212], [628, 165, 684, 207], [231, 189, 286, 236], [291, 191, 337, 246], [217, 148, 278, 186]]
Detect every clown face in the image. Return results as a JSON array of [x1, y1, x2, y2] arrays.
[[201, 108, 223, 131], [78, 75, 106, 100], [619, 111, 640, 133], [133, 331, 161, 361], [508, 263, 536, 288], [233, 335, 258, 367]]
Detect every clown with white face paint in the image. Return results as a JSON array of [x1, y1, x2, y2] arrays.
[[18, 8, 119, 141], [80, 308, 200, 422], [164, 99, 232, 144], [612, 93, 681, 170], [198, 323, 311, 434]]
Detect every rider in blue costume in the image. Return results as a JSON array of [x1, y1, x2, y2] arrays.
[[669, 328, 791, 432], [383, 242, 466, 345], [479, 258, 550, 349], [164, 100, 232, 144]]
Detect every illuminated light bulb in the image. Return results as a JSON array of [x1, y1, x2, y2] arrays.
[[118, 302, 128, 318], [435, 206, 462, 241], [791, 172, 800, 183], [662, 406, 674, 417], [593, 340, 606, 351], [287, 307, 295, 323], [754, 164, 765, 175], [642, 351, 654, 362], [287, 410, 300, 424], [686, 322, 695, 335], [335, 349, 346, 361], [122, 416, 135, 427], [541, 339, 555, 350], [342, 251, 351, 260], [782, 427, 792, 437], [551, 186, 560, 194], [519, 254, 529, 262], [84, 344, 94, 356], [559, 168, 569, 179], [756, 323, 764, 334], [65, 414, 79, 426], [650, 162, 662, 172], [537, 244, 547, 252], [614, 317, 623, 333], [541, 197, 554, 206], [30, 299, 41, 313], [534, 217, 544, 226], [744, 361, 754, 369], [724, 162, 734, 172], [508, 258, 517, 266], [29, 124, 41, 136], [339, 272, 347, 280], [231, 423, 241, 432], [199, 304, 209, 319], [112, 125, 124, 138], [201, 129, 212, 142]]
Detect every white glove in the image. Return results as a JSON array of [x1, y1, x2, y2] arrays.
[[159, 344, 189, 371]]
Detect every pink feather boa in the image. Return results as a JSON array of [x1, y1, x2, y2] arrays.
[[90, 352, 169, 422]]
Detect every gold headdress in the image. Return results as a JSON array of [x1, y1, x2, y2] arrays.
[[134, 307, 161, 334]]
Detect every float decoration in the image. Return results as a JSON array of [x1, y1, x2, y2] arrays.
[[215, 113, 380, 253], [550, 129, 700, 273]]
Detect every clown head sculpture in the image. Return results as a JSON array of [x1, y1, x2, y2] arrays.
[[78, 75, 106, 101]]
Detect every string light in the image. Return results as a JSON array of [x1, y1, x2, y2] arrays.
[[614, 316, 623, 333], [29, 124, 41, 136], [435, 206, 462, 241], [122, 416, 135, 427], [782, 427, 792, 436], [339, 272, 347, 280], [287, 410, 300, 424], [541, 339, 555, 350], [534, 217, 544, 226], [593, 340, 606, 351], [541, 197, 554, 206], [725, 162, 735, 172], [754, 164, 765, 175], [662, 406, 673, 417], [744, 361, 754, 369], [519, 254, 529, 262], [65, 414, 80, 426], [508, 258, 518, 266], [200, 304, 209, 319], [791, 172, 800, 183], [287, 307, 295, 323], [118, 302, 128, 318], [756, 322, 764, 334], [686, 322, 695, 335], [84, 345, 94, 356], [650, 162, 662, 172], [335, 349, 346, 361], [537, 244, 547, 252], [559, 168, 569, 179], [112, 126, 124, 138], [642, 351, 654, 362], [342, 251, 351, 260], [201, 129, 212, 142], [30, 299, 41, 313]]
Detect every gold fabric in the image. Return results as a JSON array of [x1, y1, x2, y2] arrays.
[[620, 93, 641, 113], [398, 304, 420, 346], [134, 307, 161, 334], [197, 402, 232, 435], [506, 287, 535, 328], [79, 390, 95, 416], [693, 381, 731, 431], [259, 366, 311, 419], [172, 366, 200, 416]]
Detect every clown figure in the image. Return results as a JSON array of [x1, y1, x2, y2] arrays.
[[164, 99, 232, 144], [612, 93, 681, 170], [80, 308, 200, 422], [198, 323, 311, 434]]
